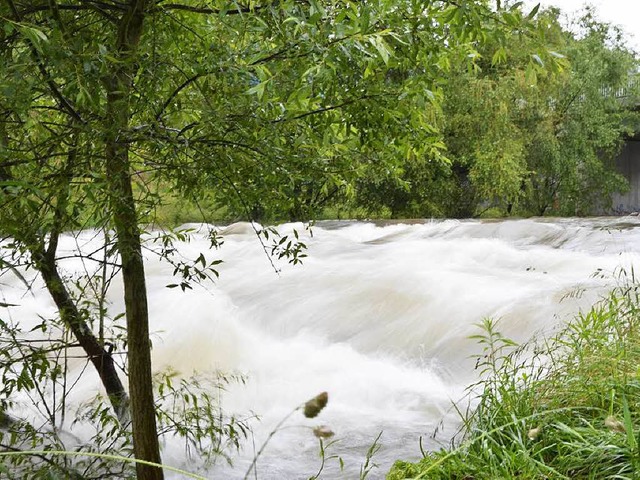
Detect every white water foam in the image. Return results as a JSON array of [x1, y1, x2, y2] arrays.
[[3, 217, 640, 478]]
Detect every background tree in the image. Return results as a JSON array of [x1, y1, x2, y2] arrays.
[[444, 7, 638, 217], [521, 9, 638, 216], [351, 7, 639, 218]]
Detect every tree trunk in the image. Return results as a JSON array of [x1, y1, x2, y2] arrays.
[[31, 246, 130, 420], [104, 2, 163, 479], [0, 88, 129, 419]]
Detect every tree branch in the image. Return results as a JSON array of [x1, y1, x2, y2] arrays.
[[155, 72, 208, 121], [45, 131, 77, 262], [151, 2, 257, 15], [6, 0, 85, 123], [18, 0, 124, 22], [272, 94, 383, 123]]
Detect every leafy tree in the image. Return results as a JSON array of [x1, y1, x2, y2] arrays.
[[520, 9, 638, 215], [352, 6, 638, 218], [443, 7, 638, 217], [0, 0, 555, 477]]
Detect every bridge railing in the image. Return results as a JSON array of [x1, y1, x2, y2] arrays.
[[601, 76, 640, 99]]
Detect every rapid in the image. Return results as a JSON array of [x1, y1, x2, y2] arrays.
[[3, 217, 640, 479]]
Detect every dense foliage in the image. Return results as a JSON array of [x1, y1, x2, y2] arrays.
[[353, 7, 640, 219]]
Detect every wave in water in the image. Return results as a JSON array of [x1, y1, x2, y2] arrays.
[[3, 217, 640, 478]]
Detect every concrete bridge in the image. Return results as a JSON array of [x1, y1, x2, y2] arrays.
[[600, 78, 640, 214], [611, 139, 640, 214]]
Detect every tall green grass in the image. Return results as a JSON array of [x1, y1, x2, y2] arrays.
[[389, 279, 640, 479]]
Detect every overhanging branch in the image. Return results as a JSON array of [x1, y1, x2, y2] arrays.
[[6, 0, 86, 124]]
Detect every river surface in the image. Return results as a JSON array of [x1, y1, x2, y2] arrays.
[[4, 217, 640, 478]]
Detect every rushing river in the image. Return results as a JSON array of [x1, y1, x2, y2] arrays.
[[4, 217, 640, 479]]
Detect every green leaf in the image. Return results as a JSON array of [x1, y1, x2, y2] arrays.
[[622, 396, 637, 451], [309, 0, 326, 19], [492, 47, 507, 65], [369, 35, 391, 65], [246, 81, 267, 99], [525, 64, 537, 85], [503, 12, 519, 27], [360, 5, 370, 32], [531, 54, 544, 67], [441, 6, 458, 24], [14, 22, 49, 47]]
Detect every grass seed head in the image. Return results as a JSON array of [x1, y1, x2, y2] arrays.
[[313, 425, 335, 438], [605, 415, 626, 433], [527, 426, 542, 440], [304, 391, 329, 418]]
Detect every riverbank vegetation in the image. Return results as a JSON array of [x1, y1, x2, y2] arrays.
[[388, 278, 640, 479], [358, 8, 640, 220], [153, 7, 640, 225]]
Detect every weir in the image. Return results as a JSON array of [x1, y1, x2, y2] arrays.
[[5, 219, 640, 478]]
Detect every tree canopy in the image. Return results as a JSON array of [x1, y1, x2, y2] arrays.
[[352, 6, 639, 218]]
